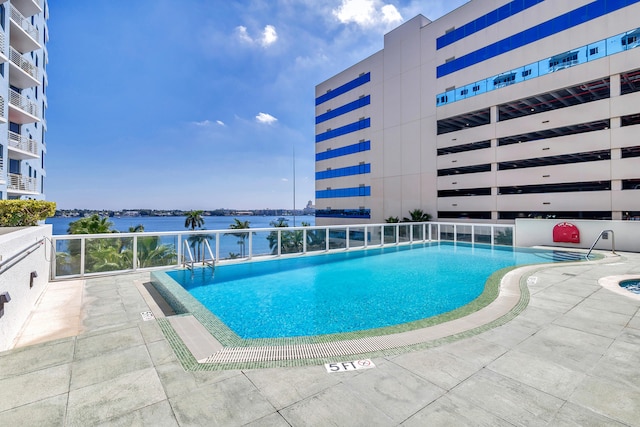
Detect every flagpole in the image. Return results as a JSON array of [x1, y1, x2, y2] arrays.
[[293, 145, 296, 227]]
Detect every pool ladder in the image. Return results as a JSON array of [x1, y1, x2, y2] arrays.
[[586, 229, 616, 259], [183, 239, 215, 274]]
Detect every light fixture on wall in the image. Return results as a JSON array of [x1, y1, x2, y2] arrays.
[[30, 271, 38, 288]]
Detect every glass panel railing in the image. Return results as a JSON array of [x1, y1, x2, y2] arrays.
[[456, 225, 473, 242], [494, 226, 514, 245], [473, 226, 493, 244], [383, 225, 397, 244], [84, 236, 133, 274], [54, 239, 80, 276], [348, 227, 366, 249], [306, 229, 327, 253], [328, 228, 348, 250], [136, 234, 178, 268], [50, 222, 514, 279]]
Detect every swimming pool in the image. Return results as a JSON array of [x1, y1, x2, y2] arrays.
[[166, 242, 583, 339]]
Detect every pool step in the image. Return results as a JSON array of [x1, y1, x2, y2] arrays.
[[168, 315, 223, 362]]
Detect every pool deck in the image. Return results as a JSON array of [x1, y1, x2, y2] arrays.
[[2, 251, 640, 426]]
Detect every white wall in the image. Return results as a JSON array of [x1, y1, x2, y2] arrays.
[[515, 219, 640, 253], [0, 226, 52, 351]]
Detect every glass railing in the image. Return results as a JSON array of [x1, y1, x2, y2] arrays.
[[50, 221, 515, 279], [436, 27, 640, 107]]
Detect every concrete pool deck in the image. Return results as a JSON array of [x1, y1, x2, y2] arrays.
[[1, 251, 640, 425]]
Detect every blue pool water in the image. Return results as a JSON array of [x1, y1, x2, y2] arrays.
[[167, 242, 583, 339], [620, 279, 640, 294]]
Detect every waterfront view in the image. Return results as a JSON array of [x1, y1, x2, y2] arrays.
[[46, 215, 314, 235]]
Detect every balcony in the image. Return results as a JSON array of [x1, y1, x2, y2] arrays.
[[9, 4, 41, 53], [0, 96, 6, 123], [11, 0, 43, 18], [7, 173, 38, 194], [0, 31, 8, 63], [9, 89, 40, 123], [7, 131, 38, 159], [9, 47, 39, 88]]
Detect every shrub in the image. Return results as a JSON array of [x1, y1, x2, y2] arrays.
[[0, 200, 57, 226]]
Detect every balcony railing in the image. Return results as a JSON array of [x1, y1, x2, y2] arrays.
[[0, 31, 6, 58], [9, 89, 39, 118], [10, 4, 39, 42], [9, 46, 39, 81], [50, 221, 515, 279], [0, 95, 5, 118], [8, 173, 37, 192], [8, 131, 38, 156]]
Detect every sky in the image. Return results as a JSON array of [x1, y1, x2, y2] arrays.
[[46, 0, 469, 211]]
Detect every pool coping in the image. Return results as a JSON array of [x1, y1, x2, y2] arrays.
[[148, 249, 615, 370], [598, 274, 640, 301]]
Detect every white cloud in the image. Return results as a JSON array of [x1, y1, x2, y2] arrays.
[[261, 25, 278, 47], [256, 112, 278, 125], [235, 26, 253, 44], [333, 0, 403, 29], [192, 119, 225, 127], [235, 24, 278, 48], [281, 178, 289, 182]]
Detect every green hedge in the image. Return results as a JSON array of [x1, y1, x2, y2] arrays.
[[0, 200, 57, 226]]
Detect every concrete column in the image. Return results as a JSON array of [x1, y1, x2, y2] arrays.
[[610, 73, 621, 97], [490, 105, 498, 123]]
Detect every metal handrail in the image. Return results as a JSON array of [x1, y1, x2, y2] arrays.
[[586, 229, 616, 259], [0, 238, 44, 275], [182, 239, 194, 270]]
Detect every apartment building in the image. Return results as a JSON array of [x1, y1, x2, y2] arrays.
[[315, 0, 640, 225], [0, 0, 48, 200]]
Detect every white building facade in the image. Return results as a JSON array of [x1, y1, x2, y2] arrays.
[[0, 0, 49, 200], [315, 0, 640, 225]]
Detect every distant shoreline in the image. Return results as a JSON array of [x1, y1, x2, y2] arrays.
[[54, 208, 316, 218]]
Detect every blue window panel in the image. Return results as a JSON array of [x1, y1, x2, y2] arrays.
[[436, 0, 640, 78], [315, 118, 371, 143], [587, 40, 606, 60], [316, 95, 370, 124], [316, 140, 371, 161], [316, 209, 371, 219], [435, 24, 640, 107], [316, 73, 370, 106], [436, 0, 544, 49], [316, 186, 371, 199], [316, 163, 371, 180], [606, 32, 626, 55]]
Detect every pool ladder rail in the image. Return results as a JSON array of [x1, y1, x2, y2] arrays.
[[586, 229, 616, 259], [182, 239, 216, 274]]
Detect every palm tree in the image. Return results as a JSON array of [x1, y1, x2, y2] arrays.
[[128, 224, 145, 233], [267, 218, 289, 254], [226, 218, 251, 258], [184, 210, 205, 230], [402, 209, 432, 222], [67, 214, 116, 234], [184, 210, 206, 261]]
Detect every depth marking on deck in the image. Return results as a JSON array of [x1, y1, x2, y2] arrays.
[[325, 359, 376, 373], [527, 276, 538, 285], [141, 311, 155, 321]]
